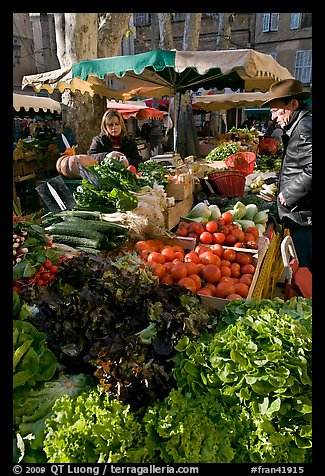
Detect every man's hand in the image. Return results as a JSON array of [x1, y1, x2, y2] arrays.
[[278, 191, 287, 206]]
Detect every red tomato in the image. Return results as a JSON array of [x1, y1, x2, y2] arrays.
[[160, 247, 175, 262], [199, 231, 213, 244], [241, 264, 256, 275], [245, 226, 259, 240], [184, 250, 201, 264], [224, 234, 237, 246], [221, 211, 233, 224], [201, 264, 221, 283], [209, 243, 224, 257], [177, 277, 197, 293], [205, 221, 218, 233], [212, 232, 226, 245]]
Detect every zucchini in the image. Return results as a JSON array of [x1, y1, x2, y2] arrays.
[[50, 234, 103, 249], [45, 222, 107, 242], [80, 219, 128, 235]]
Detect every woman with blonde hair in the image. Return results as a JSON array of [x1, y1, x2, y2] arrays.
[[87, 109, 142, 168]]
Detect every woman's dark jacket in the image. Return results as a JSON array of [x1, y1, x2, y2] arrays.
[[87, 132, 142, 168], [277, 107, 312, 228]]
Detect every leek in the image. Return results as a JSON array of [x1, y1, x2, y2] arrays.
[[208, 204, 221, 220], [253, 210, 269, 225], [232, 201, 247, 220], [244, 203, 259, 221], [234, 219, 256, 230]]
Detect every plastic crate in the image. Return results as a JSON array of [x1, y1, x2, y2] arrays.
[[208, 170, 246, 197], [225, 152, 256, 175]]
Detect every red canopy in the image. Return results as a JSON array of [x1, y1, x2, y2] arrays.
[[106, 101, 164, 120], [144, 98, 170, 109]]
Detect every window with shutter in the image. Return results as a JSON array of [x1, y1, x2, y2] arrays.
[[262, 13, 280, 32], [134, 13, 150, 26], [290, 13, 301, 30], [270, 13, 280, 31], [294, 50, 312, 84], [262, 13, 271, 32]]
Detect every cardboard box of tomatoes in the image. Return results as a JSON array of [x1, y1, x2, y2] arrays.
[[198, 236, 269, 310]]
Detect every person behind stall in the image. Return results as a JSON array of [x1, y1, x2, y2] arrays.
[[264, 119, 276, 137], [87, 109, 142, 168], [271, 123, 284, 143], [240, 115, 256, 129], [260, 78, 312, 271], [140, 123, 151, 142], [201, 120, 212, 137]]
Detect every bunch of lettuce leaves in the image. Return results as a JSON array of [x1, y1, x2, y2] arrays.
[[19, 251, 218, 413], [13, 373, 94, 463], [172, 297, 312, 463], [42, 385, 238, 463]]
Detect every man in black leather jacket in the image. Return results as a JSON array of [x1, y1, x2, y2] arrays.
[[261, 79, 312, 270]]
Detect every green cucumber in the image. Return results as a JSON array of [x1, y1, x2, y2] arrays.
[[50, 234, 103, 249], [45, 222, 106, 242]]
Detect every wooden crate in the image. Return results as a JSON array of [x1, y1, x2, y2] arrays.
[[199, 236, 269, 311], [163, 193, 194, 230], [13, 160, 23, 177], [22, 160, 38, 176], [166, 181, 194, 201]]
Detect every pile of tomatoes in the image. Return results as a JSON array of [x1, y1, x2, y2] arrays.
[[134, 237, 257, 300], [175, 211, 259, 250]]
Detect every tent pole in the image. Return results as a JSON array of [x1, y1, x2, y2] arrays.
[[173, 95, 177, 153]]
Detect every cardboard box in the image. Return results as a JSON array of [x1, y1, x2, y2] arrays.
[[166, 181, 194, 201], [199, 236, 269, 310], [163, 193, 194, 230]]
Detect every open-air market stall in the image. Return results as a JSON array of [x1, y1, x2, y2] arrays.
[[13, 92, 62, 115], [13, 165, 312, 463], [22, 49, 293, 153], [13, 67, 313, 467], [13, 94, 64, 213]]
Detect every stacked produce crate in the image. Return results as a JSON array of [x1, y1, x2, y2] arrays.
[[13, 149, 38, 212], [163, 170, 195, 230]]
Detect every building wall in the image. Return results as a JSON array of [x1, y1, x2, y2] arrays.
[[13, 13, 36, 93], [133, 12, 312, 89], [13, 13, 59, 95], [254, 13, 312, 84]]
